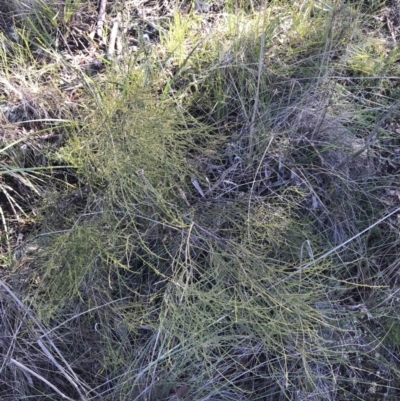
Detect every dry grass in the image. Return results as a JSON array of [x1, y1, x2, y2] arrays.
[[1, 1, 400, 400]]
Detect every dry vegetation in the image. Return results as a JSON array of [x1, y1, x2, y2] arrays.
[[1, 0, 400, 400]]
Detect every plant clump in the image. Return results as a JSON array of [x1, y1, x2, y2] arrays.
[[1, 1, 400, 400]]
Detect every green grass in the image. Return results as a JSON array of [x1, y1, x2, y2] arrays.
[[1, 0, 400, 400]]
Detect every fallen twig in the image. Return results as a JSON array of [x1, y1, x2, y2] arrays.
[[107, 13, 120, 60], [96, 0, 107, 45]]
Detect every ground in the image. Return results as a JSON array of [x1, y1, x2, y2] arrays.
[[1, 1, 400, 400]]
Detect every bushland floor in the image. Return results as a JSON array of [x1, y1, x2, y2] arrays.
[[1, 1, 400, 400]]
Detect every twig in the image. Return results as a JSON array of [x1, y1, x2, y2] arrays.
[[107, 13, 120, 60], [96, 0, 107, 45], [337, 98, 400, 171]]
